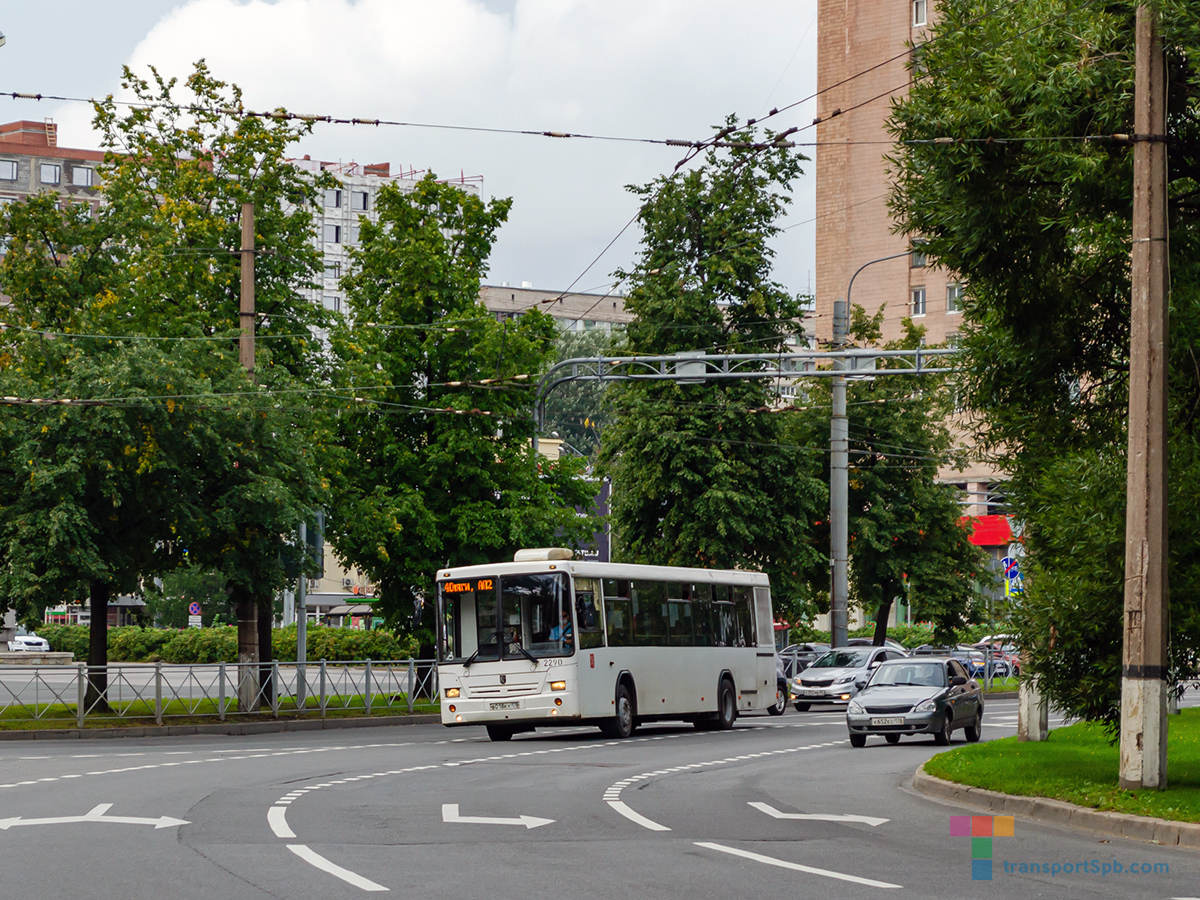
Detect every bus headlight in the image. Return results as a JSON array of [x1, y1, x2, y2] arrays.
[[448, 705, 456, 713], [445, 688, 460, 698], [550, 681, 567, 691]]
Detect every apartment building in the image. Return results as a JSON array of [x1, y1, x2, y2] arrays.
[[815, 1, 1008, 541], [0, 119, 105, 209]]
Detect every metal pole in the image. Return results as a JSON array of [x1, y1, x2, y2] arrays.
[[297, 520, 308, 712], [1120, 2, 1170, 791], [320, 659, 327, 718], [830, 364, 849, 649], [364, 659, 372, 716], [76, 663, 86, 729], [154, 660, 163, 726], [407, 659, 415, 714], [272, 660, 281, 718], [218, 661, 226, 721]]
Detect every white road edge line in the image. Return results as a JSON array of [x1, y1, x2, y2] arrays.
[[268, 806, 295, 839], [606, 800, 670, 832], [695, 841, 901, 889], [287, 844, 388, 892]]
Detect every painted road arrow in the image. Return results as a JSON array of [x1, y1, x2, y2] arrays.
[[441, 803, 554, 829], [0, 803, 189, 831], [748, 802, 888, 827]]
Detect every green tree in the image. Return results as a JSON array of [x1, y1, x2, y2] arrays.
[[327, 175, 595, 651], [542, 325, 626, 458], [787, 308, 990, 643], [0, 62, 330, 708], [599, 120, 827, 622], [888, 0, 1200, 727]]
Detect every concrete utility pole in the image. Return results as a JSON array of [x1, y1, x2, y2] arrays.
[[1120, 4, 1170, 791], [237, 202, 260, 713]]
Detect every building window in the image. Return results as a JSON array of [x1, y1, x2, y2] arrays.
[[351, 191, 368, 211], [946, 331, 962, 349], [346, 225, 360, 245], [330, 295, 342, 313], [72, 166, 96, 187], [0, 160, 16, 181], [911, 286, 927, 317], [40, 164, 61, 185], [910, 241, 927, 268], [946, 283, 962, 313], [913, 0, 927, 27], [325, 261, 342, 279], [323, 224, 341, 244], [324, 189, 342, 208]]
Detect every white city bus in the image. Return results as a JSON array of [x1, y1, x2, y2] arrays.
[[436, 548, 777, 741]]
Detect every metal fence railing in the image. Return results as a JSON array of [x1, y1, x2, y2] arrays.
[[0, 659, 440, 727]]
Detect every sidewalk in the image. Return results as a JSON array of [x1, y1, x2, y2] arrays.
[[0, 713, 442, 741], [913, 764, 1200, 850]]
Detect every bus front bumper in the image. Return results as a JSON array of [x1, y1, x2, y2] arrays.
[[441, 692, 581, 726]]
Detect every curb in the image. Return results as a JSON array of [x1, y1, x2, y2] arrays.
[[0, 714, 442, 741], [912, 764, 1200, 850]]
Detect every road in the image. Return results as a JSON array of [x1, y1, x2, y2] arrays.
[[0, 698, 1195, 899]]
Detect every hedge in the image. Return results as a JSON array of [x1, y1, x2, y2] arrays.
[[34, 624, 419, 664]]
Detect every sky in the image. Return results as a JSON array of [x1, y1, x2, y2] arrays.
[[0, 0, 818, 297]]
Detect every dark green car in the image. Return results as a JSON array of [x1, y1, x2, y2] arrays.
[[845, 657, 983, 747]]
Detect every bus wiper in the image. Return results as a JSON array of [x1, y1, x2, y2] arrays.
[[509, 641, 538, 665], [461, 648, 482, 670]]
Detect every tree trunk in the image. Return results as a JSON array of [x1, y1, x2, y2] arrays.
[[235, 589, 259, 712], [258, 600, 274, 708], [85, 580, 111, 712], [872, 598, 893, 646]]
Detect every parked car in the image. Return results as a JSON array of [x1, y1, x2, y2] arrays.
[[769, 657, 789, 716], [956, 644, 1012, 679], [7, 626, 50, 652], [846, 637, 910, 655], [791, 646, 904, 711], [778, 643, 829, 678], [846, 656, 984, 747]]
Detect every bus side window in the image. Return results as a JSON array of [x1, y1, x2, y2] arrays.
[[605, 596, 631, 646], [733, 586, 755, 647], [668, 601, 695, 646], [692, 584, 713, 646], [574, 577, 604, 650], [632, 580, 669, 646]]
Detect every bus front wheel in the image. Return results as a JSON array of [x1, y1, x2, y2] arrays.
[[601, 684, 635, 739]]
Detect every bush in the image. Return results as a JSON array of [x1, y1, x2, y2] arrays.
[[271, 625, 417, 662], [157, 626, 239, 664], [108, 626, 177, 662], [36, 624, 90, 659]]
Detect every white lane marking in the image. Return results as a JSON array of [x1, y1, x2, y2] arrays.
[[0, 741, 413, 791], [268, 806, 295, 839], [18, 756, 50, 760], [441, 803, 554, 829], [748, 802, 888, 827], [696, 842, 901, 889], [606, 800, 671, 832], [602, 739, 849, 831], [287, 844, 388, 892], [0, 803, 189, 831]]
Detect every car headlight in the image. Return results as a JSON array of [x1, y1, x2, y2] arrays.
[[847, 699, 865, 715], [836, 675, 856, 684], [914, 698, 937, 713]]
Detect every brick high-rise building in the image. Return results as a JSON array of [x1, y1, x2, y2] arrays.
[[815, 2, 1010, 559]]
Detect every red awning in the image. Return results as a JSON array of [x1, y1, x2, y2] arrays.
[[961, 514, 1012, 547]]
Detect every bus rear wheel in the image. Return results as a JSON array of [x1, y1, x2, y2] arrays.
[[600, 684, 635, 739], [486, 724, 514, 742], [717, 680, 737, 730]]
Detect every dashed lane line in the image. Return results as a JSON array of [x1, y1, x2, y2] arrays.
[[602, 739, 850, 831], [695, 841, 902, 889]]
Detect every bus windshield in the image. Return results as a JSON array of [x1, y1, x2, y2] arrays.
[[439, 572, 572, 663]]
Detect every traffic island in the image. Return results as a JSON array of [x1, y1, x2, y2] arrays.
[[912, 708, 1200, 847]]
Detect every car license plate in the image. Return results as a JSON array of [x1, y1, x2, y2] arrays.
[[871, 717, 905, 726], [804, 689, 824, 697], [489, 701, 519, 710]]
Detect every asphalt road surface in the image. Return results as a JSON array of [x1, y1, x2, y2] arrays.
[[0, 698, 1196, 899]]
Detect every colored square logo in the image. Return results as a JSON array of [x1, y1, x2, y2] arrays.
[[972, 837, 993, 859], [993, 816, 1014, 837], [955, 815, 1012, 879], [972, 816, 993, 836], [972, 858, 993, 881], [950, 816, 971, 836]]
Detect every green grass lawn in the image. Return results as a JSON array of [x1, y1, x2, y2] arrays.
[[0, 693, 439, 730], [924, 707, 1200, 823]]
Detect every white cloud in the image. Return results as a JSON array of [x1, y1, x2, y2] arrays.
[[53, 0, 819, 292]]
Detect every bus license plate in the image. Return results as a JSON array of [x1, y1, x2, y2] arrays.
[[871, 717, 905, 726], [490, 701, 520, 710]]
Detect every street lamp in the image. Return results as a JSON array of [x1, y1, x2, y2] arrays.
[[829, 251, 910, 649]]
